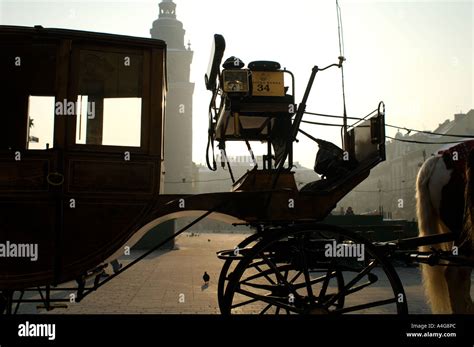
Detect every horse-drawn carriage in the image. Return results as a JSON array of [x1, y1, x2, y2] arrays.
[[0, 26, 472, 315]]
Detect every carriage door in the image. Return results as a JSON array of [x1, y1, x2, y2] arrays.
[[0, 39, 69, 284], [60, 43, 159, 277]]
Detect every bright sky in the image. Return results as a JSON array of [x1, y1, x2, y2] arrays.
[[1, 0, 472, 168]]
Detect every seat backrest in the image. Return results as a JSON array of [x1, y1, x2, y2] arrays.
[[314, 139, 356, 178]]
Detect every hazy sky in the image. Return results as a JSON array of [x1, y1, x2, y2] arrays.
[[1, 0, 472, 168]]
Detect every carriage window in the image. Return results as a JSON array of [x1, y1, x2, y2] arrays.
[[0, 43, 56, 150], [75, 96, 141, 146], [27, 96, 55, 150], [75, 50, 143, 147]]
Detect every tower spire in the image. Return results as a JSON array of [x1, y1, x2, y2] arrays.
[[151, 0, 186, 49], [159, 0, 177, 19]]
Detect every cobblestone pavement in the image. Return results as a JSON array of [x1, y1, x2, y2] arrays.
[[14, 232, 473, 314]]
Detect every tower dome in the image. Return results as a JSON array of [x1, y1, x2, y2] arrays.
[[150, 0, 185, 49], [159, 0, 177, 19]]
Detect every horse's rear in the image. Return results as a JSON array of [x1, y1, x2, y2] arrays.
[[416, 142, 474, 313]]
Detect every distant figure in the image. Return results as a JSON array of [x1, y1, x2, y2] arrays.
[[345, 206, 354, 216], [203, 271, 210, 285]]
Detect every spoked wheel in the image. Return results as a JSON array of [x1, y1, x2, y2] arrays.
[[217, 232, 262, 312], [221, 224, 408, 315]]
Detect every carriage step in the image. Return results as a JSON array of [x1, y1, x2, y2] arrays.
[[83, 264, 108, 281], [76, 264, 108, 288]]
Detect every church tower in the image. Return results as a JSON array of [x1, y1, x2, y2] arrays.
[[151, 0, 194, 194], [133, 0, 194, 250]]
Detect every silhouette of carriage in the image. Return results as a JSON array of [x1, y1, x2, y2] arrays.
[[1, 27, 471, 315]]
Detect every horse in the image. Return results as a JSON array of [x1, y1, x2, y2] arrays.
[[416, 140, 474, 313]]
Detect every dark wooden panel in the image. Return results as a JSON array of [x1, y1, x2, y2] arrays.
[[0, 93, 29, 150], [59, 202, 148, 279], [0, 200, 56, 287], [0, 160, 49, 191], [67, 160, 155, 194]]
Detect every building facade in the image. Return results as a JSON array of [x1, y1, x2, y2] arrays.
[[338, 109, 474, 220]]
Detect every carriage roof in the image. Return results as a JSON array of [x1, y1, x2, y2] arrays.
[[0, 25, 166, 49]]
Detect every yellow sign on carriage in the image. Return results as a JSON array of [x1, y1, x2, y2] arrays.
[[251, 71, 285, 97]]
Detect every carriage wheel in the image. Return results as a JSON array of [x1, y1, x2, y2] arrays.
[[217, 232, 262, 312], [221, 224, 408, 314]]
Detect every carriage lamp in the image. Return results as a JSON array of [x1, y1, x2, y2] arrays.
[[222, 69, 249, 93]]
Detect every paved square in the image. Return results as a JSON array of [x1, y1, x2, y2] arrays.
[[13, 232, 472, 314]]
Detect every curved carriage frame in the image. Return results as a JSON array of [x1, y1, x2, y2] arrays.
[[1, 26, 472, 315]]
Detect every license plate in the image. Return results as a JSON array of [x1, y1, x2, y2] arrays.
[[251, 71, 284, 97]]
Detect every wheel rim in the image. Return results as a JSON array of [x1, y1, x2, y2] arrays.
[[217, 232, 261, 312], [221, 224, 408, 315]]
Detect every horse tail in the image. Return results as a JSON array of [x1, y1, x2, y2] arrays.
[[416, 156, 452, 313], [416, 156, 440, 238], [461, 150, 474, 252]]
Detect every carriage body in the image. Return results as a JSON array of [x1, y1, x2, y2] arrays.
[[0, 26, 167, 289], [0, 26, 402, 315]]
